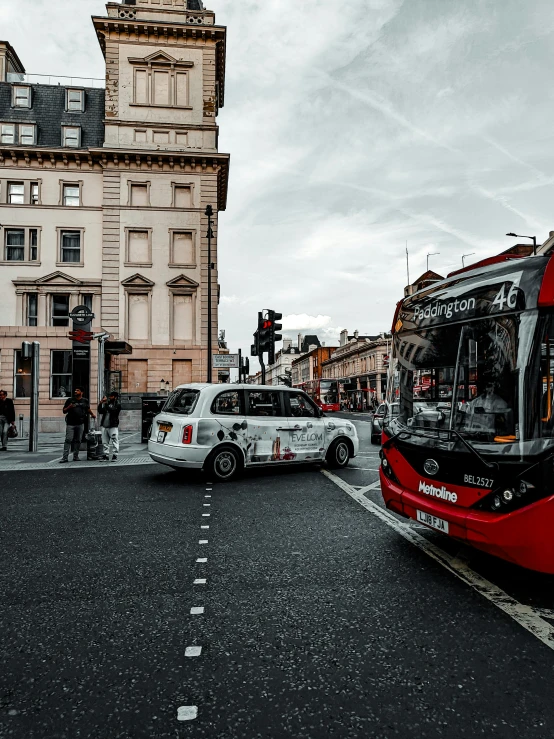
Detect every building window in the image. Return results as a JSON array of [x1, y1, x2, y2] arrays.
[[29, 229, 38, 261], [12, 85, 31, 108], [31, 182, 40, 205], [14, 350, 32, 398], [173, 294, 193, 342], [5, 229, 25, 261], [66, 89, 84, 112], [126, 229, 151, 264], [27, 294, 38, 326], [19, 125, 36, 145], [173, 184, 192, 208], [63, 184, 80, 207], [1, 124, 15, 144], [51, 295, 70, 327], [59, 231, 81, 263], [82, 294, 93, 312], [62, 126, 81, 148], [8, 182, 24, 204], [128, 293, 150, 341], [170, 231, 194, 266], [51, 350, 72, 398], [130, 183, 149, 206], [132, 62, 192, 107]]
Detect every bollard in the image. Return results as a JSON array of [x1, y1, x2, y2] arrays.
[[18, 414, 24, 438]]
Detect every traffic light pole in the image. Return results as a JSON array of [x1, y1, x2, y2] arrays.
[[259, 355, 266, 385], [30, 342, 40, 452], [206, 204, 214, 384]]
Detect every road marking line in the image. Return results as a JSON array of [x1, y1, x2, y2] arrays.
[[201, 525, 209, 529], [199, 539, 208, 544], [203, 503, 211, 506], [202, 513, 211, 517], [185, 646, 202, 657], [205, 495, 212, 498], [358, 480, 382, 494], [177, 706, 198, 721], [322, 469, 554, 651], [346, 467, 380, 472], [193, 578, 206, 585], [190, 607, 204, 615], [196, 558, 207, 563]]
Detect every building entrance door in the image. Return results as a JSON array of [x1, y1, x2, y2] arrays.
[[127, 359, 148, 393]]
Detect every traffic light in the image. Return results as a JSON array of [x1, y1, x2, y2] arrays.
[[267, 310, 283, 365], [243, 357, 250, 377], [251, 331, 259, 357], [258, 311, 273, 354]]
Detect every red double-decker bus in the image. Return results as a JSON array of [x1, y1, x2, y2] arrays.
[[300, 379, 340, 412], [380, 252, 554, 573]]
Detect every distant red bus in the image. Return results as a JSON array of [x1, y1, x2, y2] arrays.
[[299, 379, 340, 412]]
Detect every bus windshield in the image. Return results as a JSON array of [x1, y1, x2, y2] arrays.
[[320, 380, 339, 405], [393, 315, 520, 442]]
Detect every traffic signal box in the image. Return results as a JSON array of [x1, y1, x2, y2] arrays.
[[251, 310, 283, 365]]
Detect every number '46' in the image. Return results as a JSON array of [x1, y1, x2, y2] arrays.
[[492, 284, 518, 311]]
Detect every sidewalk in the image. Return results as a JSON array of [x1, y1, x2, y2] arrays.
[[0, 430, 155, 472]]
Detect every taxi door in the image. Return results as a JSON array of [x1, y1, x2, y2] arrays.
[[285, 391, 326, 462], [245, 389, 290, 465]]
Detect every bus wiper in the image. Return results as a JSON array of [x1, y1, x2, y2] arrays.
[[383, 421, 498, 471], [448, 428, 498, 471]]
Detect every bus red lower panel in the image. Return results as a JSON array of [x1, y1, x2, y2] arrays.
[[380, 470, 554, 574]]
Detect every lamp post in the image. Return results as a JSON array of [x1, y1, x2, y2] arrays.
[[427, 252, 440, 272], [462, 252, 475, 268], [205, 204, 214, 383], [506, 232, 537, 255]]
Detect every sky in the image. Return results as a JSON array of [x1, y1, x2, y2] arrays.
[[3, 0, 554, 363]]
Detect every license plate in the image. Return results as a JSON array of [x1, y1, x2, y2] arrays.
[[416, 509, 449, 534], [157, 431, 166, 443], [158, 423, 172, 433]]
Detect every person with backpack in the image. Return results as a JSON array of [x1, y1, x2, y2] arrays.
[[60, 387, 96, 463], [0, 390, 16, 451], [97, 391, 122, 461]]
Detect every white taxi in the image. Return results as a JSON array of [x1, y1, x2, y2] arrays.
[[148, 383, 359, 481]]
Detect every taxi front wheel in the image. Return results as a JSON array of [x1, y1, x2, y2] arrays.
[[326, 438, 351, 469], [205, 445, 242, 482]]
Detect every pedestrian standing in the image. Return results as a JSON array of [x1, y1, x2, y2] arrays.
[[60, 387, 95, 463], [0, 390, 16, 451], [97, 391, 121, 462]]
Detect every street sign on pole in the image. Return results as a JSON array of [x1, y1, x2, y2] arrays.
[[213, 354, 239, 369]]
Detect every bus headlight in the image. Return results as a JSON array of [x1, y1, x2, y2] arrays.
[[502, 489, 514, 503], [491, 495, 502, 510]]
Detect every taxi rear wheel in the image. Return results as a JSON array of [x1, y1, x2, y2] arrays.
[[326, 438, 351, 469], [205, 445, 242, 482]]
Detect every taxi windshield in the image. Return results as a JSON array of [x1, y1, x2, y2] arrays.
[[392, 315, 520, 442]]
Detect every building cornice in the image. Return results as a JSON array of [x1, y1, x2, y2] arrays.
[[92, 16, 226, 107], [0, 145, 230, 210]]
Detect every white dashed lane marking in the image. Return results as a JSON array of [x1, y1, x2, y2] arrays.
[[193, 578, 206, 585], [323, 469, 554, 652], [190, 607, 205, 615], [201, 525, 209, 529], [203, 503, 211, 506], [177, 706, 198, 721], [199, 539, 208, 544], [196, 558, 207, 563], [202, 513, 211, 517], [185, 646, 202, 657]]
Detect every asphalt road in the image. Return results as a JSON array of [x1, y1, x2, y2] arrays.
[[2, 416, 554, 738]]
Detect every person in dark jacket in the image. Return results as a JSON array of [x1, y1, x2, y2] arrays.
[[98, 392, 122, 461], [0, 390, 16, 451], [60, 387, 95, 463]]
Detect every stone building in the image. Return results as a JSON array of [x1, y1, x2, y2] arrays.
[[0, 0, 229, 430], [321, 330, 391, 408]]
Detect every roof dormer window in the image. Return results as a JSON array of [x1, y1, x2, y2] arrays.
[[62, 126, 81, 148], [66, 89, 85, 113], [12, 85, 31, 108]]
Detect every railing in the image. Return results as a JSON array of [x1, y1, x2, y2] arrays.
[[6, 73, 105, 89]]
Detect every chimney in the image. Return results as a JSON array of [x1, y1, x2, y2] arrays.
[[340, 329, 348, 347], [353, 330, 359, 339], [283, 338, 292, 351], [298, 333, 303, 350]]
